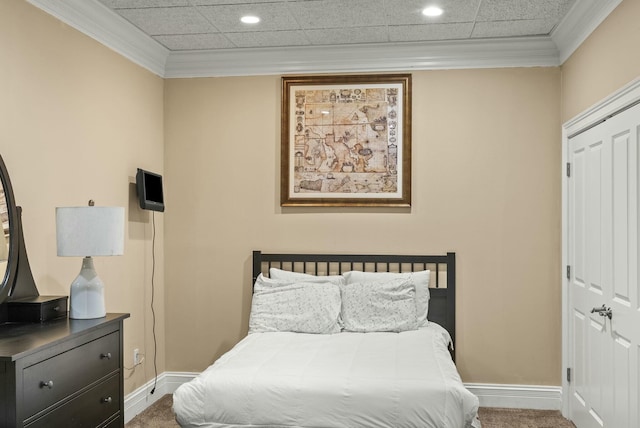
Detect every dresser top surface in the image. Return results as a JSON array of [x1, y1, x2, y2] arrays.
[[0, 313, 129, 361]]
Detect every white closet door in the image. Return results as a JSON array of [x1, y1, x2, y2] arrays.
[[568, 102, 640, 428]]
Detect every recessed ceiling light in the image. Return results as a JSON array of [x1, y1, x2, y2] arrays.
[[240, 15, 260, 24], [422, 6, 443, 17]]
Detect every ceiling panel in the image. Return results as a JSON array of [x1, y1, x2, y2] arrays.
[[198, 3, 300, 33], [286, 0, 387, 29], [472, 19, 557, 38], [383, 0, 482, 25], [226, 30, 310, 48], [389, 23, 475, 42], [153, 33, 235, 50], [117, 6, 215, 35], [100, 0, 190, 7], [305, 27, 390, 45], [476, 0, 575, 21], [193, 0, 282, 4]]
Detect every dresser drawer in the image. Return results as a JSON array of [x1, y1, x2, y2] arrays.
[[22, 331, 120, 418], [25, 373, 120, 428]]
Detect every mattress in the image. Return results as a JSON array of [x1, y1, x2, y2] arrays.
[[173, 323, 480, 428]]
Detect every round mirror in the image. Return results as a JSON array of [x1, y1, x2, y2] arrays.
[[0, 155, 17, 304], [0, 180, 9, 269]]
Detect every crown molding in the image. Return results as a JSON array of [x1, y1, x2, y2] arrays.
[[163, 37, 560, 78], [26, 0, 169, 77], [552, 0, 623, 64], [27, 0, 620, 78]]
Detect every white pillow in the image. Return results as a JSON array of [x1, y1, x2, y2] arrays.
[[269, 267, 345, 285], [340, 278, 418, 332], [249, 274, 341, 334], [343, 270, 430, 326]]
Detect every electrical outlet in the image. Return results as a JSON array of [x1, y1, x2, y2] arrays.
[[133, 348, 140, 366]]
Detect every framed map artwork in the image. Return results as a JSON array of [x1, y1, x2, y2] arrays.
[[281, 74, 411, 207]]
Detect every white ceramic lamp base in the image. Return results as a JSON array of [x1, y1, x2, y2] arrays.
[[69, 257, 106, 319]]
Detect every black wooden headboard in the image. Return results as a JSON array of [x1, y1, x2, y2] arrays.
[[252, 251, 457, 360]]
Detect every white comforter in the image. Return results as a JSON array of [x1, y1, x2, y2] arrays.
[[173, 323, 480, 428]]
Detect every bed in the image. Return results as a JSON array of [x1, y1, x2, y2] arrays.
[[173, 251, 481, 428]]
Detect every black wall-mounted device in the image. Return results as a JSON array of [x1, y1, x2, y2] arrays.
[[136, 168, 165, 212]]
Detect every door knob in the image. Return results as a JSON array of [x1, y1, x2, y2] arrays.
[[591, 304, 612, 320]]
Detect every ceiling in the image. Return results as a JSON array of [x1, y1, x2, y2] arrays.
[[27, 0, 621, 77], [96, 0, 575, 51]]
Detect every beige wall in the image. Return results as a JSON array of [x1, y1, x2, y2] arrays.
[[164, 68, 562, 385], [561, 0, 640, 122], [1, 0, 165, 395]]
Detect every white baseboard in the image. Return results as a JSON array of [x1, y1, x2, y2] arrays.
[[124, 372, 198, 423], [124, 374, 562, 422], [465, 383, 562, 410]]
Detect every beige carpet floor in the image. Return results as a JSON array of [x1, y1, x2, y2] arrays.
[[126, 394, 576, 428]]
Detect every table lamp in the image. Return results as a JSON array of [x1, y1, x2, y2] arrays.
[[56, 202, 124, 319]]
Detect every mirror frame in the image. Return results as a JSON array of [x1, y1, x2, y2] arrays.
[[0, 154, 19, 304]]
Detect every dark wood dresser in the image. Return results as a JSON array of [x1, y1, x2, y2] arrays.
[[0, 313, 129, 428]]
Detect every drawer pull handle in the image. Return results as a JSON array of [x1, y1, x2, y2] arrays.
[[101, 396, 113, 404], [100, 352, 112, 360], [40, 380, 54, 389]]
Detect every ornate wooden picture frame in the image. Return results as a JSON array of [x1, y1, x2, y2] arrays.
[[281, 74, 411, 207]]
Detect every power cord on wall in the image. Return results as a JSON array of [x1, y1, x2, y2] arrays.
[[150, 210, 158, 394], [124, 353, 145, 373]]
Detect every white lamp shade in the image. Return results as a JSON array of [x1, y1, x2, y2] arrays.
[[56, 207, 125, 257]]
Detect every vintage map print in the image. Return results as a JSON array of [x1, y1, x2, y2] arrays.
[[281, 75, 411, 207]]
